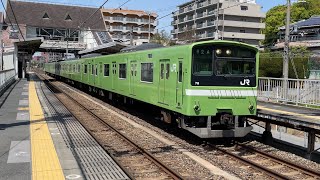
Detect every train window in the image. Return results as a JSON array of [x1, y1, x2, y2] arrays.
[[99, 63, 102, 74], [78, 64, 80, 72], [104, 64, 109, 76], [91, 64, 94, 75], [192, 46, 213, 76], [84, 65, 87, 74], [166, 63, 170, 79], [95, 65, 98, 76], [178, 62, 182, 82], [160, 64, 164, 79], [141, 63, 153, 82], [119, 64, 126, 79]]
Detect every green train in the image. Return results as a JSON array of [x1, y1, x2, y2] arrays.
[[45, 40, 258, 138]]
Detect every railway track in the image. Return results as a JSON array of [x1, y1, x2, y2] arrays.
[[38, 71, 320, 180], [210, 142, 320, 179], [38, 73, 184, 180]]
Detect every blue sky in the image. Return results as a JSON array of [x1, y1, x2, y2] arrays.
[[1, 0, 287, 32]]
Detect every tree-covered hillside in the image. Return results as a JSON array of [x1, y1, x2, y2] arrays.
[[264, 0, 320, 46]]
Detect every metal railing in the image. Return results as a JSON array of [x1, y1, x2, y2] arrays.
[[0, 69, 16, 94], [258, 77, 320, 107]]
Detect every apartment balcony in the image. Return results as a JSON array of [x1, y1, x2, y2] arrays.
[[220, 20, 265, 29], [171, 29, 179, 34], [196, 23, 204, 28], [223, 31, 265, 40], [104, 16, 157, 26]]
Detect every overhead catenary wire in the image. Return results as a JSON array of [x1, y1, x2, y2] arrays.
[[7, 0, 25, 41], [0, 0, 21, 42]]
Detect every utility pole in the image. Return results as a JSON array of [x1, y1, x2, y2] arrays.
[[130, 26, 133, 46], [148, 12, 151, 42], [66, 39, 69, 60], [283, 0, 291, 98], [0, 30, 3, 70], [215, 0, 220, 40], [193, 0, 197, 42]]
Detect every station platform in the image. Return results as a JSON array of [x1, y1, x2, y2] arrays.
[[257, 101, 320, 131], [0, 73, 129, 180]]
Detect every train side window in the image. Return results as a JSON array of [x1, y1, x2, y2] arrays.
[[104, 64, 109, 76], [166, 63, 170, 79], [141, 63, 153, 82], [160, 64, 164, 79], [78, 64, 80, 73], [91, 64, 94, 75], [84, 65, 87, 74], [119, 64, 126, 79], [178, 62, 182, 82], [95, 65, 98, 76]]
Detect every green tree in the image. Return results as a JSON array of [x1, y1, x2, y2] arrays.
[[259, 46, 310, 78], [264, 0, 320, 46], [151, 30, 175, 46]]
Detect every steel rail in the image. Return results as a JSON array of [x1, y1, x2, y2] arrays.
[[235, 142, 320, 178], [38, 73, 184, 180], [210, 144, 292, 180]]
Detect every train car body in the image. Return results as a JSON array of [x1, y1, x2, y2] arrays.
[[45, 40, 258, 138]]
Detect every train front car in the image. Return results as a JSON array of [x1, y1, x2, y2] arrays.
[[181, 41, 258, 138]]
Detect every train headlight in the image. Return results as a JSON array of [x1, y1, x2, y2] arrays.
[[216, 49, 222, 55], [226, 49, 232, 55]]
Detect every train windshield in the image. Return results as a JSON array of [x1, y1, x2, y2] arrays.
[[216, 60, 255, 76], [192, 44, 257, 86]]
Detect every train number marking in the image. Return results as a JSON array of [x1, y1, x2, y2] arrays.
[[240, 79, 250, 86]]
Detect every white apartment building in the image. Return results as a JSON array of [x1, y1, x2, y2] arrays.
[[172, 0, 266, 46], [102, 9, 157, 45]]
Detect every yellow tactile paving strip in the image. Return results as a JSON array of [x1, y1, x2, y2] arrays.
[[258, 105, 320, 121], [29, 81, 64, 180]]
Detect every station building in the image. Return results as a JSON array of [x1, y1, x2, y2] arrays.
[[171, 0, 266, 47], [1, 0, 116, 78]]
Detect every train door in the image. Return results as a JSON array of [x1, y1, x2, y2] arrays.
[[112, 62, 117, 90], [97, 62, 102, 88], [129, 60, 137, 96], [176, 60, 183, 107], [89, 60, 95, 86], [158, 59, 170, 105]]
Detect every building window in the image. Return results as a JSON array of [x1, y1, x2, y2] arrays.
[[65, 14, 72, 21], [141, 63, 153, 82], [241, 6, 248, 11], [119, 64, 126, 79], [43, 12, 49, 19], [104, 64, 110, 76]]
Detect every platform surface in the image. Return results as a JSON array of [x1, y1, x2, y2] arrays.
[[0, 74, 129, 180], [258, 101, 320, 123]]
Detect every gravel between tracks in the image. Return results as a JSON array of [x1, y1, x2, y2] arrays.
[[55, 80, 320, 179]]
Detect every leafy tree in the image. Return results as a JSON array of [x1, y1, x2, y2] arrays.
[[151, 30, 175, 46], [264, 0, 320, 46], [259, 46, 310, 78]]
